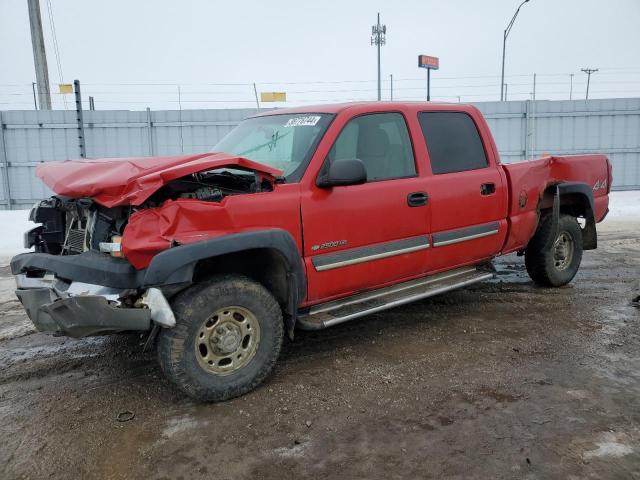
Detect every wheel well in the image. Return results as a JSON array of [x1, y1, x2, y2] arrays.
[[192, 248, 290, 309], [540, 188, 590, 217], [538, 185, 597, 250]]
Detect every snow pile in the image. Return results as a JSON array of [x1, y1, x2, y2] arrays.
[[0, 209, 33, 257], [0, 190, 637, 258], [606, 190, 640, 221]]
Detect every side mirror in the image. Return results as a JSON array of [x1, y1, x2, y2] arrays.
[[316, 159, 367, 188]]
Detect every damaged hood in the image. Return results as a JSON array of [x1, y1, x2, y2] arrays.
[[35, 153, 283, 207]]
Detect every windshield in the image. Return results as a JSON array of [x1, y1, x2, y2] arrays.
[[212, 113, 333, 181]]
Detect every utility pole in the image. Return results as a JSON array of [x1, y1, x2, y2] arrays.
[[390, 74, 393, 101], [253, 83, 260, 111], [504, 83, 508, 101], [27, 0, 52, 110], [532, 73, 536, 101], [500, 0, 530, 101], [581, 68, 598, 100], [371, 13, 386, 101], [31, 82, 38, 110], [569, 73, 574, 100]]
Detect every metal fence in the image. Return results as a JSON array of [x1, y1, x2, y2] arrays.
[[0, 98, 638, 209], [475, 98, 640, 191]]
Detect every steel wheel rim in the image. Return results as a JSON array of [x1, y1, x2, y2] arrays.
[[195, 306, 261, 376], [553, 231, 574, 271]]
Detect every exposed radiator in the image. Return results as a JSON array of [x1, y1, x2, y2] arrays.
[[66, 229, 86, 253]]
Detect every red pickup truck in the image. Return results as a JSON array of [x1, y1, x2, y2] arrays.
[[12, 102, 611, 401]]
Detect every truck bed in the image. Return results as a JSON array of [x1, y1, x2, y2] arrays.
[[501, 154, 611, 253]]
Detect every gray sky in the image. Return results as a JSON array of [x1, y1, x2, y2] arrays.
[[1, 0, 639, 110]]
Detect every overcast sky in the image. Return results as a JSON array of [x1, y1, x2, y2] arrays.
[[1, 0, 639, 110]]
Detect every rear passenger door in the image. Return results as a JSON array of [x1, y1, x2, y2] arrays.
[[418, 111, 508, 272]]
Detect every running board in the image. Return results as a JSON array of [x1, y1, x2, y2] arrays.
[[297, 266, 494, 330]]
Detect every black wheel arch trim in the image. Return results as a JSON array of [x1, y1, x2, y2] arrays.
[[546, 181, 597, 250], [141, 229, 306, 338]]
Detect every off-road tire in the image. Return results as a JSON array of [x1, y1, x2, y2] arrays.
[[157, 275, 283, 402], [525, 214, 583, 287]]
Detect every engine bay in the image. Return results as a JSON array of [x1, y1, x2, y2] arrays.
[[26, 168, 275, 255]]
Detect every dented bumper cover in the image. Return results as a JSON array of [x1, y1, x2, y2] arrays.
[[14, 273, 174, 338]]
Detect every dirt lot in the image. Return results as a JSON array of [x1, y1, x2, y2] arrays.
[[1, 219, 639, 480]]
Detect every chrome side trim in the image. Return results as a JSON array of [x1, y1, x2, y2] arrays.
[[432, 222, 500, 247], [312, 236, 430, 272], [315, 244, 429, 272], [433, 229, 499, 247]]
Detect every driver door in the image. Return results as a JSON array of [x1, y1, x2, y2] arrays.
[[301, 112, 431, 304]]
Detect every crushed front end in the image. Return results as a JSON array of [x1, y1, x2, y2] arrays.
[[11, 153, 282, 338]]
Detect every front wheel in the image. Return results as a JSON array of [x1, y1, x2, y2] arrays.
[[157, 275, 283, 402], [525, 214, 583, 287]]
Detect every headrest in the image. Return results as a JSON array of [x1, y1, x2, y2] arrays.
[[357, 126, 390, 158]]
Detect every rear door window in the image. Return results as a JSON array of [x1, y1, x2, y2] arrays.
[[418, 112, 488, 174]]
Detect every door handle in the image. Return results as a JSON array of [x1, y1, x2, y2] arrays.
[[407, 191, 429, 207], [480, 183, 496, 196]]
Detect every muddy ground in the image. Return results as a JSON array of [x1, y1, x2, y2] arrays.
[[1, 219, 639, 480]]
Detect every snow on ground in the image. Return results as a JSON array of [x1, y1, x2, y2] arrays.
[[0, 191, 637, 259], [0, 210, 35, 258], [606, 190, 640, 220]]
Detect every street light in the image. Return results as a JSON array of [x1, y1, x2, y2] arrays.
[[500, 0, 530, 101]]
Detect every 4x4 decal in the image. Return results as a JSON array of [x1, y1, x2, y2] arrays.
[[593, 179, 608, 191]]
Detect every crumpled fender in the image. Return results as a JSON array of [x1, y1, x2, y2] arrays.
[[35, 152, 282, 208], [122, 199, 236, 268]]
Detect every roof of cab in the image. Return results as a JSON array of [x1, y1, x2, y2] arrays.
[[252, 101, 467, 116]]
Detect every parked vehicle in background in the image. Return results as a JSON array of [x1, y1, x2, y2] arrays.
[[11, 102, 612, 401]]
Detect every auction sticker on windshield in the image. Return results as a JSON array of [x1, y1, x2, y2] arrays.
[[284, 116, 321, 127]]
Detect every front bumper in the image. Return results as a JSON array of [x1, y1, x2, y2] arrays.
[[14, 274, 174, 338], [11, 251, 144, 289]]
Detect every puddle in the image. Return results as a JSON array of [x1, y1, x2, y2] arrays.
[[272, 441, 309, 459], [1, 336, 107, 364], [162, 415, 206, 438], [584, 433, 634, 459]]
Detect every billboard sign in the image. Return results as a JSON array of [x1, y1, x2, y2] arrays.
[[418, 55, 439, 70], [260, 92, 287, 102]]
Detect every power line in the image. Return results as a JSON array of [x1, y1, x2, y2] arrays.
[[44, 0, 67, 109]]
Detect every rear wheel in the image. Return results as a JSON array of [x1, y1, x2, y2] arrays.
[[157, 275, 283, 402], [525, 214, 583, 287]]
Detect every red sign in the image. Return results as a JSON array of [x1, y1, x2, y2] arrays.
[[418, 55, 439, 70]]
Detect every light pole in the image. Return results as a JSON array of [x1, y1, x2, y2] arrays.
[[371, 13, 386, 101], [569, 73, 574, 100], [500, 0, 530, 101]]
